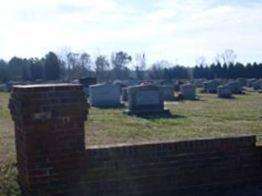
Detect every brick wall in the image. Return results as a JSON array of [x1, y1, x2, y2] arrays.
[[83, 136, 262, 195], [9, 84, 262, 195]]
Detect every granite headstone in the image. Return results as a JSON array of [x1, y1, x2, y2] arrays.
[[89, 83, 121, 107], [124, 84, 170, 115]]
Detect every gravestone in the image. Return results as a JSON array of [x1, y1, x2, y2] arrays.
[[89, 83, 121, 107], [127, 79, 140, 86], [247, 79, 256, 87], [160, 85, 174, 101], [252, 80, 262, 90], [113, 80, 126, 89], [79, 77, 97, 97], [6, 81, 21, 92], [122, 87, 128, 102], [158, 79, 174, 86], [0, 83, 7, 92], [217, 85, 232, 98], [193, 79, 206, 88], [124, 84, 170, 115], [226, 81, 242, 94], [174, 80, 184, 92], [174, 83, 180, 92], [203, 80, 220, 93], [180, 84, 196, 100], [237, 78, 247, 87]]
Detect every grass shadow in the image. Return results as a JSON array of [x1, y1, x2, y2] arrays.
[[136, 113, 186, 120], [91, 104, 126, 109], [176, 97, 206, 102], [217, 96, 236, 100]]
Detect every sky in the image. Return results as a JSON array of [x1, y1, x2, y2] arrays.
[[0, 0, 261, 66]]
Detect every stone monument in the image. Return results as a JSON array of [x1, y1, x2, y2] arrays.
[[180, 84, 196, 100], [89, 83, 121, 107], [79, 77, 97, 97], [160, 85, 174, 101], [217, 85, 232, 98], [252, 80, 262, 90], [124, 84, 170, 115], [226, 81, 242, 94], [122, 87, 128, 102], [203, 80, 220, 93]]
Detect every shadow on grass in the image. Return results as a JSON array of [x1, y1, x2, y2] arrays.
[[180, 97, 202, 102], [217, 96, 236, 100], [136, 113, 186, 120], [91, 104, 126, 109]]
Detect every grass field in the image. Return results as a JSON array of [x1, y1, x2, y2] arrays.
[[86, 92, 262, 146], [1, 91, 262, 195]]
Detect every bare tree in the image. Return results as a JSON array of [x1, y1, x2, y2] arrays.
[[111, 51, 132, 80], [196, 56, 207, 67], [65, 52, 92, 79], [134, 53, 146, 80], [95, 55, 110, 82], [148, 60, 171, 79], [79, 53, 92, 77], [67, 52, 79, 79], [55, 46, 71, 80], [215, 49, 237, 65]]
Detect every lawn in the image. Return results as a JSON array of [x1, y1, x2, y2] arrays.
[[86, 92, 262, 146], [1, 91, 262, 195]]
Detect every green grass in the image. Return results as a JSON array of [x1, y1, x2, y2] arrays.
[[1, 91, 262, 195], [0, 92, 20, 195], [86, 92, 262, 146]]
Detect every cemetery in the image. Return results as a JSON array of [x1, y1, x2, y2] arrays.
[[0, 81, 262, 195], [1, 0, 262, 194]]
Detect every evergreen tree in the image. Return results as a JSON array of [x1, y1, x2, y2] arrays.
[[44, 52, 60, 80]]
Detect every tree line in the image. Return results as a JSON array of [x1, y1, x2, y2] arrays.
[[0, 49, 261, 83]]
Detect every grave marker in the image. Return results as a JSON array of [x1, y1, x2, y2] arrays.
[[180, 84, 196, 100], [89, 83, 121, 107], [124, 84, 170, 115]]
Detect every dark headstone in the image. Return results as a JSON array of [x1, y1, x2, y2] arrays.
[[124, 84, 170, 115], [181, 84, 196, 100], [217, 85, 232, 98]]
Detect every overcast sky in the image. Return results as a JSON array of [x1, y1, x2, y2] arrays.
[[0, 0, 261, 66]]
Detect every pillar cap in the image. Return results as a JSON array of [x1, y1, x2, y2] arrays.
[[12, 83, 82, 92]]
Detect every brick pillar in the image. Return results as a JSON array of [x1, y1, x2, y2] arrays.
[[9, 84, 88, 195]]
